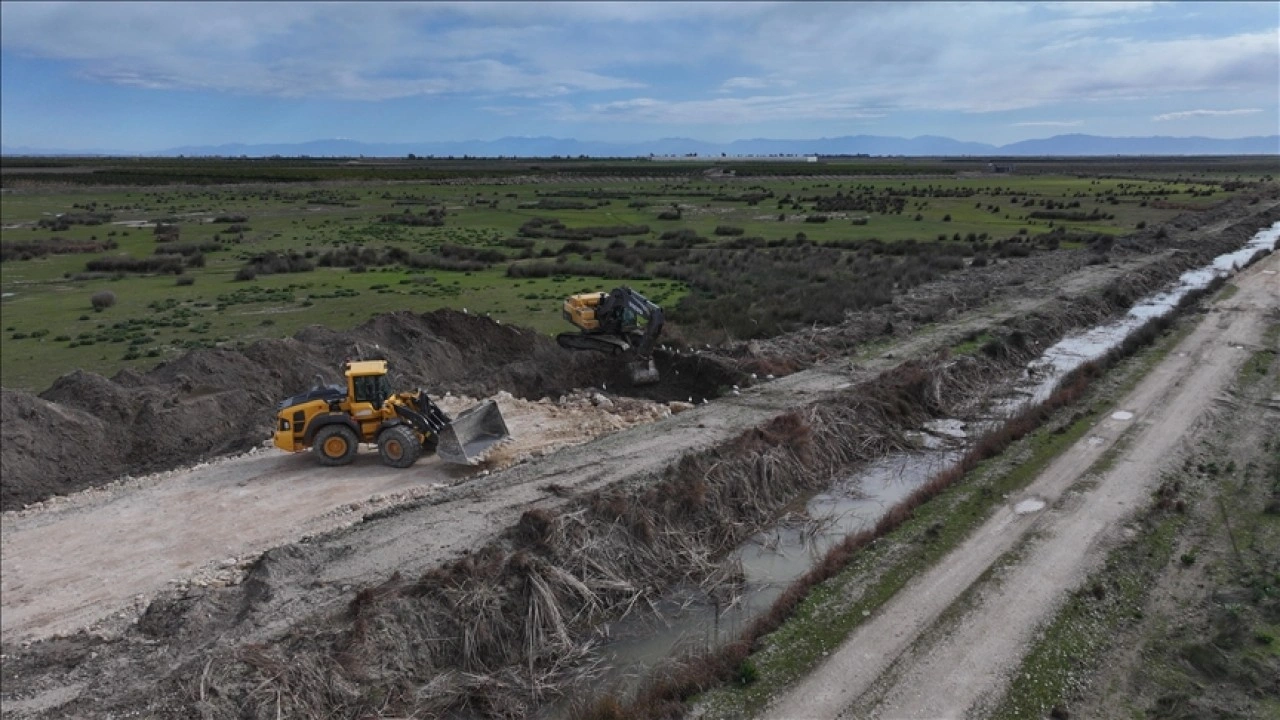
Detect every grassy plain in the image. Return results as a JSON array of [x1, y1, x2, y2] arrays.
[[1, 156, 1270, 390]]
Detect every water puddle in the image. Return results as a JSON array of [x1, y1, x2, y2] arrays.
[[552, 221, 1280, 710], [1000, 222, 1280, 410], [1014, 498, 1047, 514], [555, 450, 956, 707]]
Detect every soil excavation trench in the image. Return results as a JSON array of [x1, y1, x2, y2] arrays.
[[763, 249, 1280, 720], [2, 219, 1274, 651], [0, 369, 856, 646]]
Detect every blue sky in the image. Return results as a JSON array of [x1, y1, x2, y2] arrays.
[[1, 1, 1277, 152]]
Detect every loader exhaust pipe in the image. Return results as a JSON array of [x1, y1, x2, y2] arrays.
[[436, 399, 510, 465]]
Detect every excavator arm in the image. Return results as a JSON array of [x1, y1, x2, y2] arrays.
[[557, 286, 664, 385]]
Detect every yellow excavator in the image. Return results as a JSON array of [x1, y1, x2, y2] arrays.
[[272, 359, 509, 467], [557, 286, 664, 385]]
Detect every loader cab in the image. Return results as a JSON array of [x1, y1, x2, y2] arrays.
[[344, 360, 392, 430], [347, 361, 392, 406]]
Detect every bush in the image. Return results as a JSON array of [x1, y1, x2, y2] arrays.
[[176, 275, 196, 286], [91, 290, 117, 311], [85, 256, 184, 274], [234, 267, 257, 281], [242, 251, 314, 276]]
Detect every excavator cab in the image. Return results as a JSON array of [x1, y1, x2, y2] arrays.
[[557, 287, 663, 385]]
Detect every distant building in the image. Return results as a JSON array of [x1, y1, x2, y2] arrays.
[[650, 154, 821, 163], [987, 162, 1015, 173]]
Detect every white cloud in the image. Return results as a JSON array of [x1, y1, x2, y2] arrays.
[[0, 0, 1275, 130], [1038, 1, 1157, 17], [1011, 121, 1084, 127], [720, 77, 772, 92], [579, 93, 886, 124], [0, 2, 647, 101], [1152, 108, 1264, 121]]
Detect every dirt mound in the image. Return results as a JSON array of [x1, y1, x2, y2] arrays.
[[0, 309, 744, 511], [0, 389, 126, 510]]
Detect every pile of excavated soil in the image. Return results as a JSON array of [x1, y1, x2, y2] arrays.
[[438, 389, 682, 472], [0, 309, 743, 511]]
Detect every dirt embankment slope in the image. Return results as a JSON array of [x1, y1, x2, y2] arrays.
[[0, 310, 741, 511]]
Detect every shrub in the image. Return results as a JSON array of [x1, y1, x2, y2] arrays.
[[85, 256, 184, 274], [90, 290, 117, 311], [176, 275, 196, 286], [234, 267, 257, 281]]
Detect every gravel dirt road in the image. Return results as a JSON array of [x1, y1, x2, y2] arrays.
[[0, 390, 677, 645], [764, 250, 1279, 720], [0, 370, 857, 646]]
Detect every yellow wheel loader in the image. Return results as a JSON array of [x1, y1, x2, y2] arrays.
[[272, 360, 509, 467], [557, 286, 664, 385]]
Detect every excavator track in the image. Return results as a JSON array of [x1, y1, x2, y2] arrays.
[[556, 332, 634, 355]]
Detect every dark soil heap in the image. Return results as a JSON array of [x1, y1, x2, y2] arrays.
[[0, 310, 742, 511]]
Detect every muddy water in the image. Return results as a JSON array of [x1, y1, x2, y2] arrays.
[[1007, 222, 1280, 409], [548, 222, 1280, 710]]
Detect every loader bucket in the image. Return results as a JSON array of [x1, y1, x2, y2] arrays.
[[436, 399, 510, 465], [628, 358, 660, 386]]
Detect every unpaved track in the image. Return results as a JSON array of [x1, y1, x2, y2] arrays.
[[765, 251, 1279, 720], [0, 370, 857, 646], [0, 391, 676, 645]]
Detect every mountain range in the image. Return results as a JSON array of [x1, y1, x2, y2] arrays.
[[3, 133, 1277, 158]]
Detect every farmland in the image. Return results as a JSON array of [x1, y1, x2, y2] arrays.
[[2, 156, 1270, 391]]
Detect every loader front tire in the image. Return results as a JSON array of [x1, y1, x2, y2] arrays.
[[314, 425, 358, 466], [378, 425, 422, 469]]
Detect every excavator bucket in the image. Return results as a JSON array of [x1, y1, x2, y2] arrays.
[[436, 399, 510, 465], [628, 358, 660, 386]]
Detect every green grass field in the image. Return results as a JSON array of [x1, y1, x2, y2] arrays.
[[0, 157, 1265, 390]]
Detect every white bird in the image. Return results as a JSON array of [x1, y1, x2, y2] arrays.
[[688, 396, 693, 403], [701, 398, 709, 404], [602, 382, 607, 390], [766, 374, 775, 380], [750, 373, 758, 380]]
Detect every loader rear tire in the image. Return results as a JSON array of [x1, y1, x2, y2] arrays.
[[378, 425, 422, 469], [313, 425, 358, 466]]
